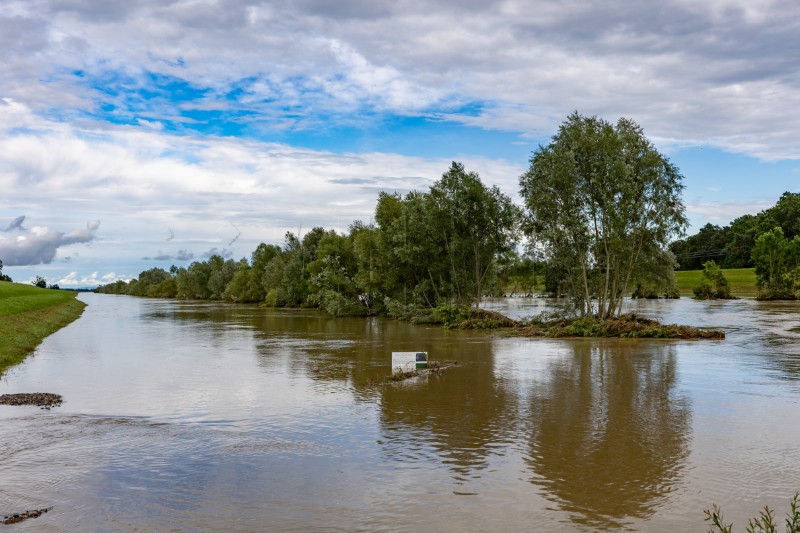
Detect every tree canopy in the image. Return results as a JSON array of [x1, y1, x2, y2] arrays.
[[671, 191, 800, 270], [519, 112, 686, 318], [97, 162, 520, 313], [752, 226, 800, 300]]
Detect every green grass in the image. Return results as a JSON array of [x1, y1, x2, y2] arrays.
[[675, 267, 757, 298], [0, 281, 86, 376]]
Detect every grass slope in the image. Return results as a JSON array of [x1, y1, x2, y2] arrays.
[[675, 268, 757, 298], [0, 282, 86, 375]]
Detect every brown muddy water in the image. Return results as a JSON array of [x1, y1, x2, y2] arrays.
[[1, 294, 800, 531]]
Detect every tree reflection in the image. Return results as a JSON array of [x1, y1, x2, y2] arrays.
[[525, 341, 691, 529]]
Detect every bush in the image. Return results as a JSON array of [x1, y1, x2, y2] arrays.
[[432, 304, 470, 325], [383, 298, 417, 321], [694, 260, 734, 300], [316, 290, 368, 317]]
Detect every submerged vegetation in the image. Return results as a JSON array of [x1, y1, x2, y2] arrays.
[[517, 313, 724, 339], [0, 282, 86, 375], [752, 227, 800, 300]]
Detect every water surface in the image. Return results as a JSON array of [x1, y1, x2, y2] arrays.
[[2, 294, 799, 531]]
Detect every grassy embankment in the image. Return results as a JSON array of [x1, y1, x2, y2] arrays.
[[674, 268, 757, 298], [0, 282, 86, 375]]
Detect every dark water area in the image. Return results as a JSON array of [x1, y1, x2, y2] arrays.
[[1, 294, 799, 531]]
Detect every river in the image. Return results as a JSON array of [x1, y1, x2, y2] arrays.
[[1, 293, 799, 531]]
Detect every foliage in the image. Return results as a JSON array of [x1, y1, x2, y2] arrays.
[[0, 259, 12, 282], [383, 298, 417, 321], [520, 112, 687, 318], [517, 313, 725, 339], [91, 151, 688, 317], [693, 260, 734, 300], [669, 223, 731, 270], [374, 163, 520, 307], [752, 227, 800, 300], [671, 192, 800, 270], [503, 254, 545, 296], [631, 248, 680, 299], [428, 162, 521, 305], [32, 276, 47, 288], [705, 493, 800, 533]]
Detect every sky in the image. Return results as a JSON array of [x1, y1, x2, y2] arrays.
[[1, 0, 799, 287]]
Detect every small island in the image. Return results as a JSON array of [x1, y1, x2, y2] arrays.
[[403, 304, 724, 340]]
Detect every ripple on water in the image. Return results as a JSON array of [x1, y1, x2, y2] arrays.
[[3, 295, 800, 532]]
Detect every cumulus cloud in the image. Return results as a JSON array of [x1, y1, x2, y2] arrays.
[[0, 0, 798, 159], [56, 270, 131, 287], [0, 100, 522, 243], [0, 217, 101, 266], [2, 0, 798, 284]]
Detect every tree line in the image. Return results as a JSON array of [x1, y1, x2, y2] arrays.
[[98, 113, 696, 317], [670, 191, 800, 299], [670, 192, 800, 270], [97, 162, 524, 316]]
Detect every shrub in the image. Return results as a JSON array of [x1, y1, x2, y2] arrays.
[[694, 260, 734, 300], [383, 298, 417, 321], [316, 290, 368, 317]]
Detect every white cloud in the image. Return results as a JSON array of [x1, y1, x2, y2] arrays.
[[686, 200, 773, 224], [2, 0, 799, 283], [55, 270, 130, 287], [0, 0, 797, 159], [0, 102, 523, 279], [0, 217, 100, 266]]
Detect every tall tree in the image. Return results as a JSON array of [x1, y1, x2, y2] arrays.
[[428, 162, 520, 306], [752, 226, 800, 299], [520, 113, 687, 318]]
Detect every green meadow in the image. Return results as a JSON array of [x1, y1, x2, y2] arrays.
[[674, 268, 758, 298], [0, 282, 86, 375]]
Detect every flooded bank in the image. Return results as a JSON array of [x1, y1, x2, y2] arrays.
[[1, 294, 799, 531]]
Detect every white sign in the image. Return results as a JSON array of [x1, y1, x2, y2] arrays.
[[391, 351, 428, 373]]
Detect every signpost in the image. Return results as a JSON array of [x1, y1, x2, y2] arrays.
[[391, 351, 428, 374]]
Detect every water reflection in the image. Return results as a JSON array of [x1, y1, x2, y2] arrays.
[[378, 339, 518, 481], [5, 294, 800, 531], [525, 340, 691, 529]]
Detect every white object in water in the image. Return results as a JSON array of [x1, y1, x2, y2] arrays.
[[391, 351, 428, 373]]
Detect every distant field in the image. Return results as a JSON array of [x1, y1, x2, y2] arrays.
[[674, 268, 757, 298], [0, 281, 86, 375]]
